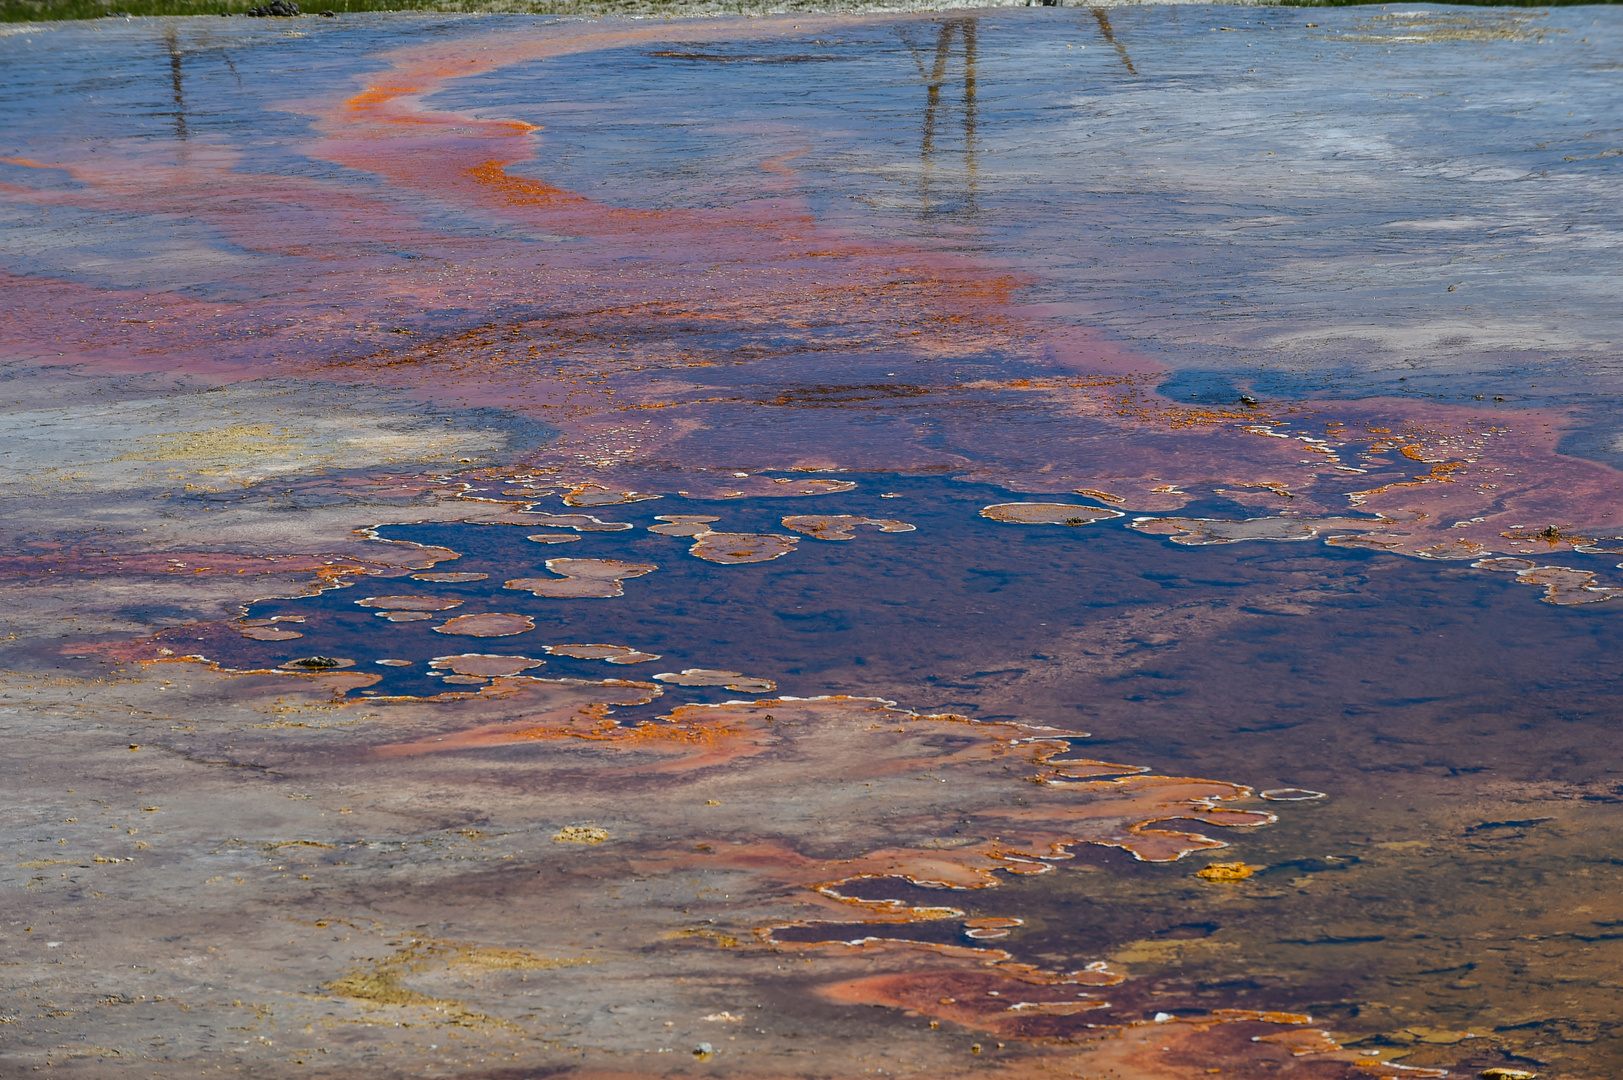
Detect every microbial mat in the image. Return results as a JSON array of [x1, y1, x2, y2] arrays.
[[1, 5, 1621, 1078]]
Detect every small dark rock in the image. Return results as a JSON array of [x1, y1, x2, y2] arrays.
[[319, 8, 336, 14], [1238, 394, 1259, 407], [246, 0, 300, 15], [287, 655, 339, 669]]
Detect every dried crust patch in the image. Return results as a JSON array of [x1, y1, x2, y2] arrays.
[[781, 515, 916, 541], [545, 643, 660, 664], [649, 515, 798, 563], [649, 515, 720, 537], [504, 558, 658, 598], [689, 532, 798, 564], [355, 595, 464, 612], [432, 613, 535, 637], [510, 512, 632, 532], [1131, 515, 1378, 545], [1473, 557, 1623, 605], [982, 503, 1125, 526], [429, 654, 546, 677], [678, 477, 857, 499], [560, 484, 661, 507], [654, 669, 776, 693]]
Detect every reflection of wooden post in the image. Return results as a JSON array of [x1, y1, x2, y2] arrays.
[[1091, 7, 1138, 76], [914, 17, 979, 213], [165, 27, 188, 142]]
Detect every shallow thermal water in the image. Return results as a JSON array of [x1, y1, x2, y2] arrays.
[[3, 7, 1622, 1080]]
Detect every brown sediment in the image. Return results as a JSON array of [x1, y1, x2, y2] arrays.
[[377, 610, 437, 622], [817, 965, 1328, 1047], [689, 531, 799, 564], [428, 654, 546, 677], [525, 532, 582, 544], [653, 668, 777, 693], [544, 643, 660, 664], [981, 503, 1125, 526], [781, 514, 917, 540], [503, 557, 658, 598], [355, 595, 464, 611], [432, 613, 536, 637], [410, 571, 489, 582]]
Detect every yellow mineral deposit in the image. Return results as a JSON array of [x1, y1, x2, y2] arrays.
[[409, 571, 489, 582], [653, 669, 777, 693], [552, 825, 609, 844], [504, 558, 658, 598], [1196, 862, 1256, 882], [428, 654, 546, 677], [780, 515, 917, 541], [560, 484, 662, 507], [980, 503, 1126, 526], [354, 595, 465, 611], [432, 613, 536, 637], [689, 532, 798, 564], [544, 643, 661, 664]]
